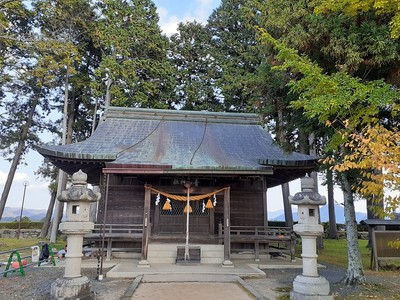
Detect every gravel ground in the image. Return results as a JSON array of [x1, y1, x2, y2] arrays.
[[0, 263, 399, 299], [0, 266, 131, 300], [255, 264, 400, 299]]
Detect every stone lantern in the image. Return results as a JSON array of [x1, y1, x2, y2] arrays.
[[288, 175, 333, 300], [51, 170, 101, 300]]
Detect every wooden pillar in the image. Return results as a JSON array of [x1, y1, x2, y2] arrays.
[[89, 185, 99, 223], [139, 185, 151, 266], [262, 177, 268, 227], [99, 173, 110, 279], [209, 206, 215, 234], [223, 187, 233, 266]]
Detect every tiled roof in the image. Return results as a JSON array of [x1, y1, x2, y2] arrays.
[[36, 107, 317, 185]]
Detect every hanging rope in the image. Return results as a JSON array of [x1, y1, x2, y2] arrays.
[[145, 186, 228, 202]]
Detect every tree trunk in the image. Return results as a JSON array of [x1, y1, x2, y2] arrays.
[[308, 132, 323, 248], [281, 183, 293, 228], [0, 96, 39, 219], [276, 101, 293, 227], [341, 173, 366, 285], [66, 85, 75, 144], [49, 170, 67, 242], [327, 169, 338, 239], [40, 189, 56, 238], [49, 70, 70, 242]]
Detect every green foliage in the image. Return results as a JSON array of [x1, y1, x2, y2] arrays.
[[33, 0, 100, 140], [248, 0, 400, 159], [251, 0, 400, 80], [314, 0, 400, 39], [170, 21, 223, 111], [208, 0, 264, 112], [0, 1, 32, 68], [92, 0, 174, 108], [259, 29, 400, 214]]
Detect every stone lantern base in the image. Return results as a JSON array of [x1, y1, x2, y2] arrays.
[[291, 275, 333, 300], [51, 276, 94, 300]]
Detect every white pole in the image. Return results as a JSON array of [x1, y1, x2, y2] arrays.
[[184, 182, 191, 261]]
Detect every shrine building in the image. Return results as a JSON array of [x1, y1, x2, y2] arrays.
[[36, 107, 317, 264]]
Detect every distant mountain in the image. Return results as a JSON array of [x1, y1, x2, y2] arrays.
[[0, 207, 47, 222], [269, 204, 367, 224]]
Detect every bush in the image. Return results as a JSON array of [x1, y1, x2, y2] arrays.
[[0, 222, 44, 229]]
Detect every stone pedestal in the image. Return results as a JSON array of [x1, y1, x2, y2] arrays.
[[51, 170, 100, 300], [291, 275, 332, 300], [51, 276, 94, 300]]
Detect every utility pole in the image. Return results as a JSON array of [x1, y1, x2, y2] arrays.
[[17, 181, 29, 239]]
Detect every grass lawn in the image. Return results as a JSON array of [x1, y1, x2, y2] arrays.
[[317, 238, 371, 269]]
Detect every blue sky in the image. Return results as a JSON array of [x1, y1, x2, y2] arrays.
[[153, 0, 221, 35]]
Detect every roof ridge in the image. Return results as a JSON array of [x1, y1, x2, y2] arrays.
[[104, 107, 261, 125]]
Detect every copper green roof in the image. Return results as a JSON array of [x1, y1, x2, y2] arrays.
[[36, 107, 317, 186]]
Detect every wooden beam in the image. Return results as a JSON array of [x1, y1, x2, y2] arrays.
[[262, 177, 268, 227], [223, 187, 231, 262]]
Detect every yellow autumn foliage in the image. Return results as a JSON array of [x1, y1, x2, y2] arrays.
[[331, 124, 400, 217]]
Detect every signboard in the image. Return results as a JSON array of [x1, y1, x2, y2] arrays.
[[372, 230, 400, 270]]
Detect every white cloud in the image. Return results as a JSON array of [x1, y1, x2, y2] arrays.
[[156, 1, 218, 36], [194, 0, 215, 23], [0, 170, 29, 186], [159, 13, 181, 36]]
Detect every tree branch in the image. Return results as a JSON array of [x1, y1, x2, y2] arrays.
[[0, 0, 20, 7]]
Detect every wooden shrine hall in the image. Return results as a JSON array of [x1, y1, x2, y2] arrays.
[[36, 107, 318, 265]]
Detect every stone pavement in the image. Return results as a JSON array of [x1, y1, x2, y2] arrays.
[[62, 256, 308, 299]]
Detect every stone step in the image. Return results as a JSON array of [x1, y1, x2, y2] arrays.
[[147, 243, 224, 264]]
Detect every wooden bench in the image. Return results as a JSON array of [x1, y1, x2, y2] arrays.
[[84, 224, 143, 260], [219, 225, 296, 260]]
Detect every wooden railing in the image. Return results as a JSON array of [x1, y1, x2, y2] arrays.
[[84, 224, 144, 260], [218, 224, 296, 260]]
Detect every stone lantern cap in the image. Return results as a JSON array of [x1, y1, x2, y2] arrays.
[[289, 175, 326, 206], [59, 170, 101, 203], [71, 169, 88, 185]]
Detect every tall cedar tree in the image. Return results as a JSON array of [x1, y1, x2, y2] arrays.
[[207, 0, 264, 112], [169, 21, 222, 111], [33, 0, 100, 141], [92, 0, 174, 108], [33, 0, 100, 239]]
